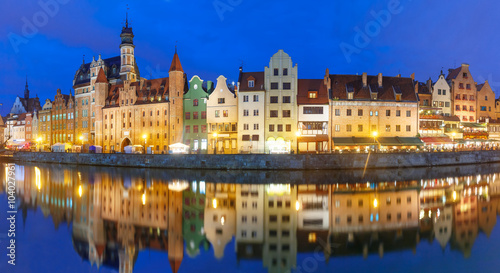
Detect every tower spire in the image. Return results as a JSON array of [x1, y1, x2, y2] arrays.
[[125, 5, 129, 28], [24, 75, 29, 101]]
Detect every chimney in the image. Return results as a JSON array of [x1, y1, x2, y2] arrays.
[[362, 72, 367, 87], [324, 68, 331, 88], [378, 73, 382, 87], [411, 73, 415, 80], [426, 78, 432, 92]]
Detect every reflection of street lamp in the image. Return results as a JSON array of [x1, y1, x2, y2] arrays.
[[213, 132, 218, 154], [295, 131, 301, 154]]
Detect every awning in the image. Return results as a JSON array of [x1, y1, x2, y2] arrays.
[[456, 139, 499, 144], [461, 122, 487, 129], [298, 135, 329, 142], [420, 137, 455, 145], [332, 137, 376, 146], [378, 137, 424, 146]]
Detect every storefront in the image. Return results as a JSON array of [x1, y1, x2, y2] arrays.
[[267, 137, 291, 154], [297, 135, 328, 154], [420, 137, 456, 150]]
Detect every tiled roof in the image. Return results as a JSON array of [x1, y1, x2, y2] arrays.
[[95, 67, 108, 83], [329, 74, 417, 102], [476, 83, 485, 92], [105, 78, 171, 107], [238, 71, 265, 92], [73, 56, 122, 86], [442, 115, 461, 122], [417, 82, 431, 94], [19, 97, 41, 113], [297, 79, 329, 105], [169, 52, 183, 72], [446, 67, 461, 80]]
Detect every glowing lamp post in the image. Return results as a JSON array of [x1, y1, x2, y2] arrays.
[[36, 137, 42, 152], [372, 131, 378, 151], [213, 132, 218, 154], [142, 134, 147, 153], [295, 131, 301, 154], [79, 136, 84, 152]]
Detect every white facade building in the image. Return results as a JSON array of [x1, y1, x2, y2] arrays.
[[237, 70, 266, 153], [264, 50, 298, 154], [432, 72, 452, 116]]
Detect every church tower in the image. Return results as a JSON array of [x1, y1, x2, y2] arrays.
[[119, 11, 137, 82], [24, 76, 29, 101], [168, 47, 185, 145]]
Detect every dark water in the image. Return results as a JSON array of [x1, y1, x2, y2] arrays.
[[1, 161, 500, 273]]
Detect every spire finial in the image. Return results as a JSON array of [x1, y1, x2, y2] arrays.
[[82, 54, 85, 64], [125, 4, 129, 28], [25, 74, 28, 88]]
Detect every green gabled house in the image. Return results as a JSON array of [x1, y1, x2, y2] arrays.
[[182, 181, 209, 258], [183, 76, 213, 153]]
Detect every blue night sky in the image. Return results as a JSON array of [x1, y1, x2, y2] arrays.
[[1, 0, 500, 116]]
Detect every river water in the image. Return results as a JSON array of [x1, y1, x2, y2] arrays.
[[0, 161, 499, 273]]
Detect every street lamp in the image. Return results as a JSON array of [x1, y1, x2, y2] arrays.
[[36, 137, 42, 152], [213, 132, 218, 154], [295, 131, 301, 154], [372, 131, 378, 151], [79, 136, 83, 152], [142, 134, 147, 153]]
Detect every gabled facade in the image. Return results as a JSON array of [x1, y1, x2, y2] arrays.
[[297, 75, 329, 153], [329, 73, 419, 148], [264, 50, 298, 154], [183, 76, 211, 153], [51, 89, 76, 145], [476, 80, 496, 122], [237, 69, 265, 153], [447, 63, 477, 122], [207, 75, 238, 154], [9, 79, 41, 115], [432, 72, 452, 116], [39, 99, 52, 146]]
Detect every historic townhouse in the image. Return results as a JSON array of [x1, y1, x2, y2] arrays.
[[416, 79, 432, 108], [296, 77, 329, 153], [264, 50, 298, 154], [207, 75, 238, 154], [476, 80, 496, 122], [38, 99, 52, 146], [235, 184, 265, 254], [32, 111, 39, 143], [447, 63, 477, 123], [183, 76, 211, 153], [73, 18, 140, 146], [432, 72, 452, 116], [51, 89, 75, 144], [329, 73, 420, 150], [237, 69, 266, 153], [101, 51, 186, 153], [25, 112, 33, 144]]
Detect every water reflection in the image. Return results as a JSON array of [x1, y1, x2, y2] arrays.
[[2, 163, 500, 273]]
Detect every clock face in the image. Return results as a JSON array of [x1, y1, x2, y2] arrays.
[[194, 84, 198, 90]]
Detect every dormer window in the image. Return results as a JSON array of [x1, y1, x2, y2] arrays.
[[396, 94, 401, 101], [347, 92, 353, 100], [80, 75, 83, 80], [113, 67, 116, 74], [248, 80, 254, 88], [371, 93, 377, 100], [308, 91, 318, 99]]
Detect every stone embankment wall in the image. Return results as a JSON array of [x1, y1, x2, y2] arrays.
[[13, 151, 500, 170]]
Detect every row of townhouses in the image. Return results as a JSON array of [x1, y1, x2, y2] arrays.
[[3, 20, 500, 153]]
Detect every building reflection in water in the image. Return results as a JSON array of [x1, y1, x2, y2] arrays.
[[3, 164, 500, 273]]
